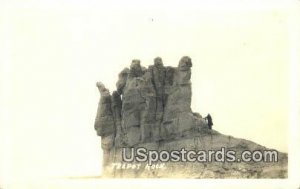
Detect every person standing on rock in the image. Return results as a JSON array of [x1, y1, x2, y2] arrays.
[[205, 114, 213, 130]]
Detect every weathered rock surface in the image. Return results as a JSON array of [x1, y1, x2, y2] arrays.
[[94, 57, 288, 178]]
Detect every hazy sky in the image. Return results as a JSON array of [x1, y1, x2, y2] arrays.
[[0, 0, 299, 185]]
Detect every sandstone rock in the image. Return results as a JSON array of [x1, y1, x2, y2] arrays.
[[94, 57, 288, 178], [116, 68, 129, 95], [177, 56, 192, 85], [94, 82, 115, 138], [165, 66, 176, 86], [129, 59, 143, 78], [152, 57, 166, 122], [111, 91, 123, 146], [103, 131, 287, 178]]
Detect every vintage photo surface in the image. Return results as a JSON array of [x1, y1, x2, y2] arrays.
[[0, 0, 300, 188]]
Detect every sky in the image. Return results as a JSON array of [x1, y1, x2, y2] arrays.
[[0, 0, 300, 187]]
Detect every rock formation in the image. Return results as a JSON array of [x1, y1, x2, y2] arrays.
[[94, 57, 288, 178]]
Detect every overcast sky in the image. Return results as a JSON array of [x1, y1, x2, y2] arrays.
[[0, 0, 299, 186]]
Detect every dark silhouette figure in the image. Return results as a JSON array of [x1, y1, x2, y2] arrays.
[[205, 114, 213, 130]]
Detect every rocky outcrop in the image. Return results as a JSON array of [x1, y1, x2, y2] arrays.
[[94, 56, 288, 178]]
